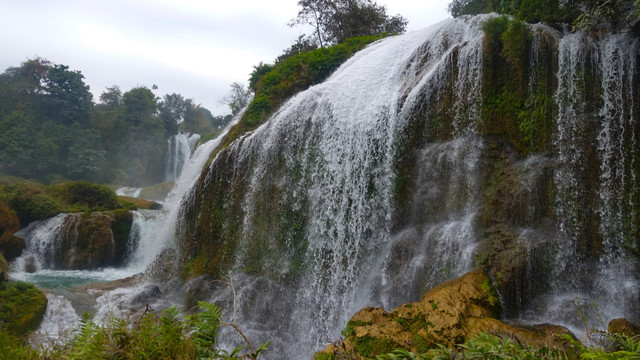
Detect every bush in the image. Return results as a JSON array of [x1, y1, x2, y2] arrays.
[[0, 301, 270, 360], [0, 281, 48, 336], [47, 181, 119, 211]]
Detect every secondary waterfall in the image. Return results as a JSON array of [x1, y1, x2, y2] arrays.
[[164, 132, 201, 182], [178, 15, 639, 357]]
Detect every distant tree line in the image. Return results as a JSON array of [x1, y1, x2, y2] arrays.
[[0, 58, 236, 186]]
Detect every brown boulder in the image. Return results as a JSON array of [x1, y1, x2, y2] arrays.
[[608, 318, 640, 337], [321, 270, 575, 358]]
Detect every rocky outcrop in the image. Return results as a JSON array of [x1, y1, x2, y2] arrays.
[[0, 201, 25, 261], [54, 210, 133, 269], [320, 270, 574, 358]]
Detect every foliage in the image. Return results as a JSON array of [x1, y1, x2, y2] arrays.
[[0, 281, 48, 336], [0, 177, 143, 225], [447, 0, 639, 34], [46, 181, 119, 211], [245, 33, 385, 127], [0, 301, 270, 360], [374, 331, 640, 360], [290, 0, 407, 46], [0, 57, 217, 186], [222, 82, 253, 116]]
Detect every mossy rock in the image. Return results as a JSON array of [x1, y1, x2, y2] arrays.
[[53, 211, 133, 269], [0, 281, 48, 335], [0, 201, 24, 261], [320, 270, 574, 358], [139, 182, 174, 201], [0, 253, 8, 284], [117, 195, 162, 210]]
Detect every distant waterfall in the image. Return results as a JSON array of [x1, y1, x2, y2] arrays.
[[164, 132, 200, 182]]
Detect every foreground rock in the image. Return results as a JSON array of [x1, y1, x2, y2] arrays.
[[0, 281, 48, 335], [320, 270, 574, 358], [608, 318, 640, 337]]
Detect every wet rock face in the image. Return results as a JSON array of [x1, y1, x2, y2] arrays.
[[0, 201, 24, 261], [54, 211, 133, 270], [321, 270, 574, 357]]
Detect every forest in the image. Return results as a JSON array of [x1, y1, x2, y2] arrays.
[[0, 58, 234, 186]]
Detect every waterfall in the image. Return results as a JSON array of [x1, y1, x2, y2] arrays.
[[179, 16, 639, 357], [164, 132, 201, 182], [186, 16, 490, 356], [12, 214, 69, 273]]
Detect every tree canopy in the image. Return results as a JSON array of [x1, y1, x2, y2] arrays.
[[0, 58, 231, 186], [290, 0, 408, 46]]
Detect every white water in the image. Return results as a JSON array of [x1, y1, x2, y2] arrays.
[[12, 214, 69, 273], [115, 187, 142, 198], [517, 26, 640, 336], [9, 114, 241, 342], [189, 17, 640, 357], [164, 132, 201, 182], [197, 17, 489, 356]]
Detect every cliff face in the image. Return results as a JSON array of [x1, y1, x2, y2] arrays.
[[177, 15, 639, 356]]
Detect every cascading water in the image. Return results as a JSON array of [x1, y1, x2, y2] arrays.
[[181, 16, 490, 356], [164, 132, 201, 182], [178, 15, 639, 358], [9, 115, 241, 335], [6, 14, 639, 357], [518, 26, 640, 335]]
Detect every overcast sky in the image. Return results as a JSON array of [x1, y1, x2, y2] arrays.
[[0, 0, 451, 115]]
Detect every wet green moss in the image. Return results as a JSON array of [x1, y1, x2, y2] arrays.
[[0, 281, 47, 336]]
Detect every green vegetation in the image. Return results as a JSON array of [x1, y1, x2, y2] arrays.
[[209, 33, 388, 167], [247, 34, 387, 126], [480, 15, 555, 154], [0, 178, 137, 224], [374, 332, 640, 360], [0, 58, 229, 187], [447, 0, 639, 34], [290, 0, 407, 47], [342, 320, 371, 337], [0, 281, 47, 336], [0, 301, 270, 359]]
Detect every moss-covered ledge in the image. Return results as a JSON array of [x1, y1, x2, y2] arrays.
[[0, 281, 47, 336]]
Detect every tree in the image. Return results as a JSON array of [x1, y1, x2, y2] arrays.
[[158, 93, 188, 136], [447, 0, 639, 33], [121, 86, 159, 129], [42, 64, 93, 125], [99, 85, 122, 109], [222, 82, 253, 116], [275, 35, 319, 64], [290, 0, 408, 46]]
